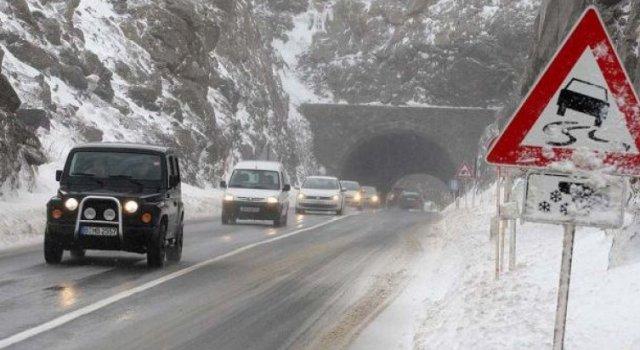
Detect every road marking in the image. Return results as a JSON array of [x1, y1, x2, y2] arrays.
[[0, 214, 356, 348]]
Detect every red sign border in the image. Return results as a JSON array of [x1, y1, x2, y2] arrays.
[[486, 6, 640, 174]]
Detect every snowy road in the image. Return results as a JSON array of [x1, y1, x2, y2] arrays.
[[0, 208, 436, 350]]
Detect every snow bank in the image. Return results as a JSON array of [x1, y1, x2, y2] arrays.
[[0, 163, 222, 251], [355, 186, 640, 349]]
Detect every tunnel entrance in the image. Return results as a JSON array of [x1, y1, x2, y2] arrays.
[[340, 131, 455, 194]]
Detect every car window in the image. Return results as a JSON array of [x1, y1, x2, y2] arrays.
[[340, 181, 360, 190], [566, 79, 607, 101], [229, 169, 280, 190], [303, 178, 339, 190], [68, 151, 163, 181]]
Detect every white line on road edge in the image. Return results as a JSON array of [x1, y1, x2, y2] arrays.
[[0, 214, 356, 349]]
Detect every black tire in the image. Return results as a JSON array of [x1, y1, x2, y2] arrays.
[[70, 248, 86, 259], [147, 222, 167, 268], [273, 212, 283, 227], [44, 232, 63, 264], [167, 223, 183, 263]]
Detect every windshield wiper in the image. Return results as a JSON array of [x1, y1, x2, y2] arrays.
[[70, 173, 104, 186], [108, 175, 144, 191]]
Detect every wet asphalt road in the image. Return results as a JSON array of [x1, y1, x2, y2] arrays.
[[0, 207, 437, 350]]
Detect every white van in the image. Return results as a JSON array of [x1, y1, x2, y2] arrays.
[[220, 161, 291, 227]]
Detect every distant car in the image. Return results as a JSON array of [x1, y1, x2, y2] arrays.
[[557, 78, 609, 127], [45, 143, 184, 267], [220, 161, 291, 227], [340, 180, 363, 210], [296, 176, 345, 215], [361, 186, 380, 209], [399, 191, 424, 210]]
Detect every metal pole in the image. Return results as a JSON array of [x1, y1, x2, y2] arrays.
[[495, 219, 502, 280], [494, 169, 502, 279], [553, 223, 576, 350], [509, 219, 517, 270]]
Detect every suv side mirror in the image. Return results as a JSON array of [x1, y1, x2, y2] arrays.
[[283, 184, 291, 192], [219, 181, 227, 189], [55, 170, 63, 182]]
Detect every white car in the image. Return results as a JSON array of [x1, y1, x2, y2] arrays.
[[220, 161, 291, 227], [296, 176, 345, 215], [340, 180, 363, 210]]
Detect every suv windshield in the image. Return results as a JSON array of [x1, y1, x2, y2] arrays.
[[303, 178, 339, 190], [229, 169, 280, 190], [69, 151, 163, 181], [340, 181, 360, 190]]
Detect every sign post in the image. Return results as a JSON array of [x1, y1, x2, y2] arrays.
[[485, 7, 639, 348], [553, 223, 575, 350]]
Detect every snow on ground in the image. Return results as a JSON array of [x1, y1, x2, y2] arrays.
[[0, 162, 222, 251], [352, 186, 640, 350]]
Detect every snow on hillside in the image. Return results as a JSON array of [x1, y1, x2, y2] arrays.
[[352, 186, 640, 349]]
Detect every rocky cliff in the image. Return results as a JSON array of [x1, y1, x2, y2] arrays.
[[0, 0, 306, 189], [296, 0, 539, 107]]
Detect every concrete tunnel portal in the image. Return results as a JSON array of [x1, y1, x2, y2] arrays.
[[300, 104, 496, 199]]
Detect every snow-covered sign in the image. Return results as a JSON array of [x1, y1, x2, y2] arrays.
[[523, 172, 625, 228], [486, 7, 640, 175], [455, 162, 474, 179]]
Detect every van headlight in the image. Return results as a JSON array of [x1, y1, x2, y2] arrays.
[[64, 198, 78, 211], [266, 197, 278, 204], [124, 200, 139, 213]]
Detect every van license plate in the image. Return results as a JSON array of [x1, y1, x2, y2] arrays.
[[81, 226, 118, 237], [240, 207, 260, 213]]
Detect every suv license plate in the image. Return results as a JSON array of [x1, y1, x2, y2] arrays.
[[81, 226, 118, 237], [240, 207, 260, 213]]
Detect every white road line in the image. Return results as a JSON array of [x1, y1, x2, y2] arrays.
[[0, 214, 356, 349]]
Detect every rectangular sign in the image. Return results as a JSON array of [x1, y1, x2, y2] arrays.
[[523, 172, 625, 228]]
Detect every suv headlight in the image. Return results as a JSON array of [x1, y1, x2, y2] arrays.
[[266, 197, 278, 204], [124, 200, 139, 213], [64, 198, 78, 211], [298, 193, 305, 200], [354, 193, 361, 201], [224, 194, 234, 202], [332, 195, 340, 201]]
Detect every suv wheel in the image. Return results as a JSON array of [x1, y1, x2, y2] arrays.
[[147, 222, 167, 268], [70, 248, 86, 259], [44, 232, 63, 264], [167, 223, 183, 263]]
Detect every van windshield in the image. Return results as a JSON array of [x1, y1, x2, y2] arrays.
[[229, 169, 280, 190]]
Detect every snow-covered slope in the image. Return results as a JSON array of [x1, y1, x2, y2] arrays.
[[352, 188, 640, 349]]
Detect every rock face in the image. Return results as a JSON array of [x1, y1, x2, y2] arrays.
[[0, 47, 45, 193], [0, 0, 304, 188], [296, 0, 539, 107]]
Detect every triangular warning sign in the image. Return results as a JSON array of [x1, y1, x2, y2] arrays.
[[486, 6, 640, 174], [456, 162, 474, 179]]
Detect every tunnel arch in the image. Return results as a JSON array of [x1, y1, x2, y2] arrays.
[[339, 130, 456, 194]]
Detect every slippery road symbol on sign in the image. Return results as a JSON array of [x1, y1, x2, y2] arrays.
[[486, 7, 640, 174]]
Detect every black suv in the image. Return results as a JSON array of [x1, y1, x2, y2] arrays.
[[44, 143, 184, 267]]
